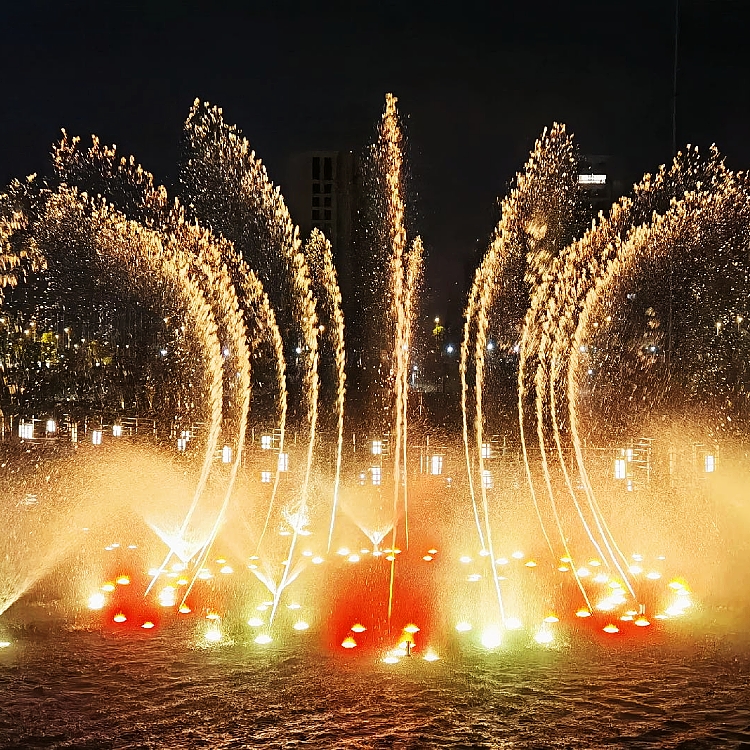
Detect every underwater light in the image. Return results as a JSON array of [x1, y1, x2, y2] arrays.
[[534, 629, 554, 645], [481, 625, 503, 649], [88, 592, 106, 610]]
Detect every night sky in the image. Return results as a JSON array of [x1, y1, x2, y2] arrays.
[[2, 0, 749, 322]]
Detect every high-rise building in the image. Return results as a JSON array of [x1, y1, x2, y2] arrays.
[[283, 151, 360, 305]]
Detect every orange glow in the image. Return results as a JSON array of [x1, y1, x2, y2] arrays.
[[603, 624, 619, 634], [341, 636, 357, 649], [113, 613, 127, 623]]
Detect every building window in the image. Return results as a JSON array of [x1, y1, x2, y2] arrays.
[[324, 196, 332, 207], [261, 434, 272, 450], [578, 174, 606, 185], [261, 471, 272, 483], [372, 440, 382, 455], [481, 442, 491, 459], [481, 469, 493, 489], [324, 157, 332, 180], [312, 183, 320, 194], [614, 458, 627, 480], [371, 466, 381, 486], [312, 157, 320, 180], [278, 453, 289, 472], [312, 209, 320, 220], [430, 455, 443, 475], [312, 196, 320, 207], [704, 454, 715, 473], [324, 183, 332, 193]]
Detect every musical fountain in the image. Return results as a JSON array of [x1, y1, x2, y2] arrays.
[[0, 93, 749, 676]]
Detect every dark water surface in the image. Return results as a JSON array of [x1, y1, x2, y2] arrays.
[[1, 627, 749, 749]]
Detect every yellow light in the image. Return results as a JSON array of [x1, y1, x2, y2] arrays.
[[646, 571, 661, 580], [511, 551, 524, 559], [422, 555, 433, 561], [88, 592, 106, 610], [543, 615, 559, 623], [534, 628, 554, 645], [459, 555, 472, 564], [577, 567, 591, 578], [254, 634, 272, 645], [505, 617, 522, 630], [206, 612, 220, 621], [351, 623, 367, 633], [669, 580, 687, 591], [220, 565, 233, 575], [403, 624, 420, 634], [481, 625, 503, 649], [634, 617, 651, 627], [311, 556, 324, 565], [603, 624, 619, 634], [247, 617, 263, 627], [608, 581, 623, 589], [293, 621, 309, 631], [176, 578, 189, 586], [560, 557, 572, 563], [101, 583, 116, 592], [0, 642, 10, 649], [141, 621, 155, 629], [423, 649, 440, 662], [113, 613, 127, 623], [382, 655, 399, 664], [341, 636, 357, 649], [427, 549, 438, 555], [116, 576, 130, 586], [347, 554, 360, 563], [557, 565, 569, 572], [287, 602, 301, 610], [525, 560, 537, 568], [455, 622, 472, 632], [205, 629, 222, 643], [337, 547, 350, 556], [178, 605, 191, 614], [575, 609, 591, 618]]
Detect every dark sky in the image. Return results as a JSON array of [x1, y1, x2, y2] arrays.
[[2, 0, 749, 322]]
